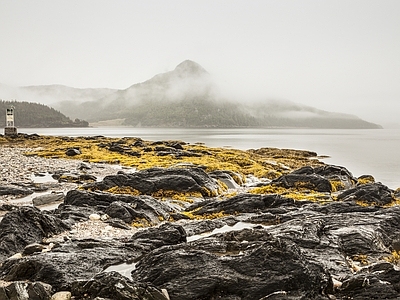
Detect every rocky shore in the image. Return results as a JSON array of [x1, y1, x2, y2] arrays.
[[1, 133, 400, 299]]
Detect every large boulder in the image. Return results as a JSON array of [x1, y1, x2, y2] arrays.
[[131, 232, 332, 300], [191, 193, 302, 216], [0, 238, 141, 291], [63, 190, 171, 224], [0, 184, 33, 196], [84, 167, 221, 197], [273, 173, 332, 192], [129, 222, 187, 251], [336, 182, 395, 206], [32, 192, 65, 207], [273, 165, 357, 192], [0, 281, 52, 300], [0, 207, 70, 262]]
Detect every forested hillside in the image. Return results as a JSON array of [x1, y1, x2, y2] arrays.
[[0, 100, 89, 128]]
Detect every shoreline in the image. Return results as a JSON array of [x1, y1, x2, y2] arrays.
[[1, 134, 400, 299]]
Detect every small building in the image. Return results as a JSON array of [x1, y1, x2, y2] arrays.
[[4, 107, 17, 136]]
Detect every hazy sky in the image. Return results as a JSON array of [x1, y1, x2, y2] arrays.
[[1, 0, 399, 126]]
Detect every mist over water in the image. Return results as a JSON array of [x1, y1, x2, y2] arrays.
[[19, 127, 400, 189]]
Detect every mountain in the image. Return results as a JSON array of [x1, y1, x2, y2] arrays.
[[0, 60, 382, 129], [0, 100, 88, 128]]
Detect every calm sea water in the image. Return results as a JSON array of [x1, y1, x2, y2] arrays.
[[18, 127, 400, 189]]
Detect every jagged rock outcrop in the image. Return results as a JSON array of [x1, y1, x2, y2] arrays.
[[0, 184, 33, 196], [62, 190, 172, 224], [71, 271, 170, 300], [1, 162, 400, 299], [0, 281, 52, 300], [84, 167, 221, 197], [0, 207, 70, 261]]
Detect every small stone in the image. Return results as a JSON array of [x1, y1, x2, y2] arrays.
[[51, 291, 72, 300], [78, 162, 91, 170], [8, 253, 22, 260], [89, 214, 101, 221], [100, 214, 109, 221], [65, 148, 81, 156], [23, 243, 46, 255]]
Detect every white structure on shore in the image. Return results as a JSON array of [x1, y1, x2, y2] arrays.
[[4, 107, 17, 136]]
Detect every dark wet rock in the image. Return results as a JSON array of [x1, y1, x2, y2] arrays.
[[0, 281, 52, 300], [34, 172, 47, 177], [23, 243, 46, 255], [273, 173, 332, 192], [132, 236, 331, 300], [106, 201, 145, 223], [104, 218, 132, 230], [182, 219, 228, 237], [336, 182, 395, 206], [0, 184, 33, 196], [108, 144, 131, 153], [313, 200, 381, 214], [130, 223, 186, 251], [337, 268, 400, 300], [78, 174, 97, 182], [169, 212, 192, 221], [192, 193, 302, 215], [133, 139, 146, 147], [52, 172, 96, 183], [77, 162, 91, 170], [0, 238, 141, 291], [64, 190, 171, 224], [274, 165, 357, 192], [0, 206, 70, 262], [0, 203, 18, 212], [55, 204, 101, 223], [32, 192, 65, 206], [71, 271, 169, 300], [65, 148, 80, 156], [84, 167, 221, 197], [357, 174, 375, 184]]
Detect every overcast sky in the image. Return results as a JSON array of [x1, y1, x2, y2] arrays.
[[1, 0, 399, 126]]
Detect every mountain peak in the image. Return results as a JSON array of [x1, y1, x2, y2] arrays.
[[174, 60, 208, 76]]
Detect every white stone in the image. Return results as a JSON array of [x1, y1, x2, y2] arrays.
[[8, 253, 22, 259], [89, 213, 101, 221], [51, 291, 72, 300]]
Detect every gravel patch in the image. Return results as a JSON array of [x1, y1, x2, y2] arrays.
[[0, 146, 134, 205]]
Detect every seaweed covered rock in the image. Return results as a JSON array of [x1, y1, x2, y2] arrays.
[[336, 182, 395, 206], [84, 167, 221, 197], [273, 165, 357, 192], [71, 271, 169, 300], [0, 207, 70, 262], [273, 173, 332, 192]]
